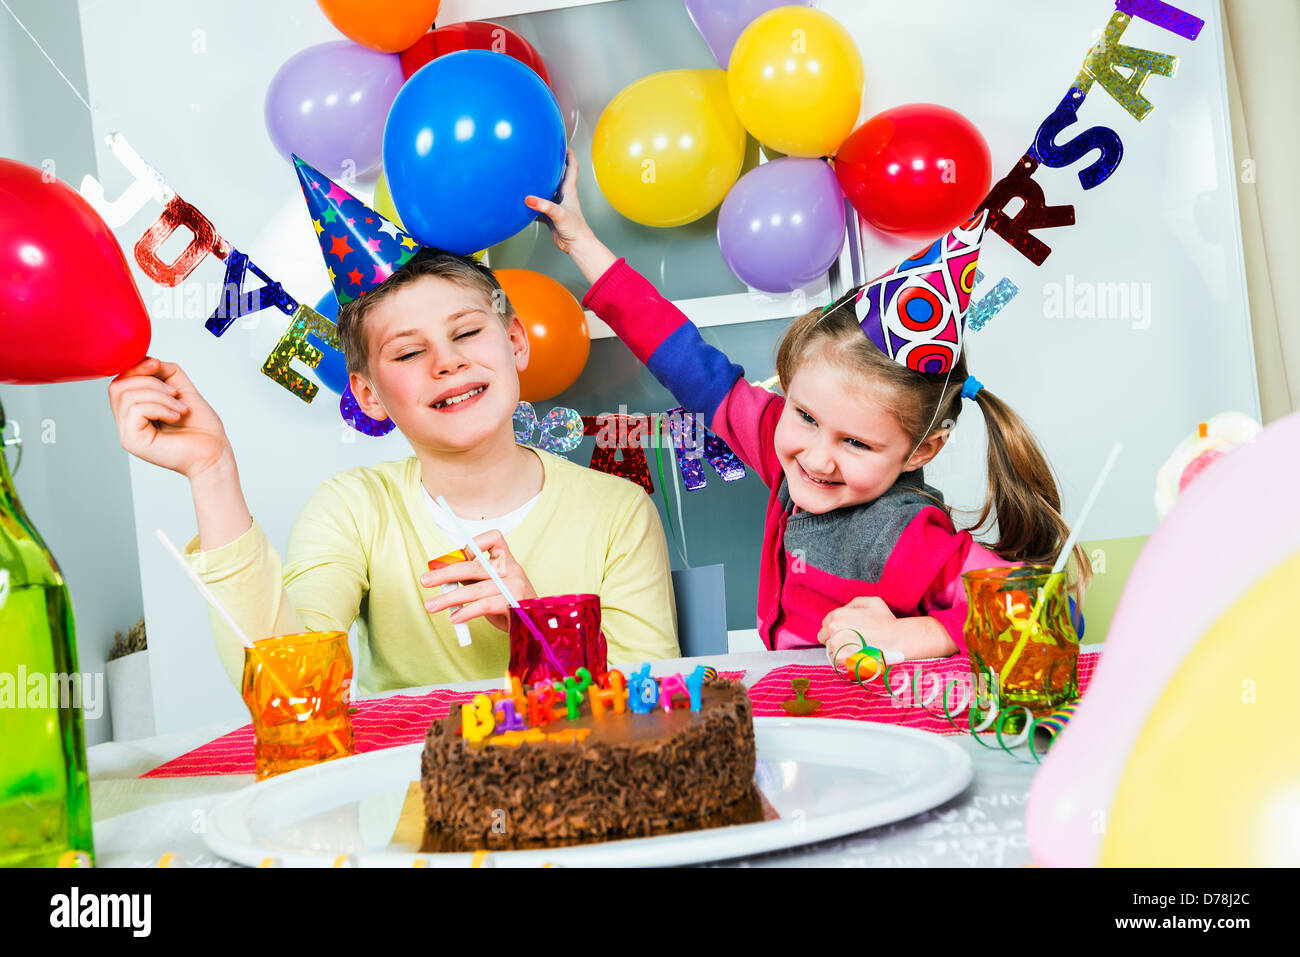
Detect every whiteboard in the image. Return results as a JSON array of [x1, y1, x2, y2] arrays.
[[74, 0, 1254, 733]]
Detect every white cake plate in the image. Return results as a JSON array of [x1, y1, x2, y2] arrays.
[[204, 717, 972, 867]]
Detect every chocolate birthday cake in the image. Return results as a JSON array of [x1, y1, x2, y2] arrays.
[[420, 671, 758, 851]]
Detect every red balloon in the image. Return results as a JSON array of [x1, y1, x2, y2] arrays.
[[399, 21, 551, 89], [0, 159, 151, 384], [834, 104, 992, 242]]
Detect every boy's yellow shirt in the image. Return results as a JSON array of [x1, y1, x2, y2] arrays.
[[183, 446, 679, 693]]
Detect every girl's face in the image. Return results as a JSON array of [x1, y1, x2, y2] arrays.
[[350, 276, 528, 453], [773, 352, 944, 514]]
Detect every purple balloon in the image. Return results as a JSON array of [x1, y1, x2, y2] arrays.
[[683, 0, 812, 67], [265, 42, 404, 179], [717, 158, 845, 293]]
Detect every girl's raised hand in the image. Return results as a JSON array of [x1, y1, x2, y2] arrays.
[[108, 357, 233, 481], [524, 148, 594, 255]]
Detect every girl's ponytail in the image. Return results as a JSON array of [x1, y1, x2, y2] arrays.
[[971, 388, 1092, 596]]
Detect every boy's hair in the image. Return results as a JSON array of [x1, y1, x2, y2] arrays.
[[335, 249, 515, 375], [776, 304, 1092, 595]]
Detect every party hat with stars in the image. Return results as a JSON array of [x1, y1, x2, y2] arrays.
[[293, 154, 423, 306], [824, 210, 989, 375]]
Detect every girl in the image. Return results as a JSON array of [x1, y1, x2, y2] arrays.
[[526, 151, 1088, 661]]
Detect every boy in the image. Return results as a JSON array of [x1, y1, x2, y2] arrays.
[[109, 162, 678, 692]]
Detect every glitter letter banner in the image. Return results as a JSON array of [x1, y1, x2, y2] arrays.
[[1029, 88, 1124, 190], [133, 195, 231, 286], [978, 155, 1077, 267], [512, 401, 584, 455], [976, 0, 1202, 267], [205, 249, 299, 338], [1074, 11, 1179, 123], [582, 415, 654, 494], [261, 303, 341, 403], [664, 407, 747, 491]]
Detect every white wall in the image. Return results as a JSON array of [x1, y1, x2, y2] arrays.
[[1, 0, 144, 745]]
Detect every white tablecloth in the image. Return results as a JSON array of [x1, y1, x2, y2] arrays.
[[89, 646, 1096, 867]]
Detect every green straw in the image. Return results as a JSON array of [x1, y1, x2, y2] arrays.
[[998, 442, 1122, 687]]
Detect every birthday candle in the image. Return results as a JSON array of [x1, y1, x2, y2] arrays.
[[430, 552, 472, 647], [660, 673, 689, 711], [462, 694, 496, 744], [494, 699, 526, 733], [589, 670, 627, 717], [685, 665, 707, 711], [562, 669, 593, 720], [626, 664, 659, 714]]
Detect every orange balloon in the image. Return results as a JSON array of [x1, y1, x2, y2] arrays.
[[317, 0, 441, 54], [495, 269, 590, 402]]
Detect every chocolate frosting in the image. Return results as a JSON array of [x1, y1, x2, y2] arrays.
[[421, 679, 756, 850]]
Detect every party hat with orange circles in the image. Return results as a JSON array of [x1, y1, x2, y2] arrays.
[[823, 210, 989, 375]]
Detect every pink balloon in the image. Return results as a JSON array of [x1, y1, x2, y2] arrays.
[[1026, 409, 1300, 866]]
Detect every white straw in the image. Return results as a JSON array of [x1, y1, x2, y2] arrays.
[[434, 497, 570, 675], [154, 528, 256, 650], [434, 497, 524, 607], [1051, 441, 1123, 577]]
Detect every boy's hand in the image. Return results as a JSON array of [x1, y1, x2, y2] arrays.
[[108, 357, 234, 481], [421, 530, 538, 633], [524, 148, 591, 254]]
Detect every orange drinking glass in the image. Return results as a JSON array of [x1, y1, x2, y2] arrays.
[[962, 566, 1079, 733], [240, 631, 355, 780]]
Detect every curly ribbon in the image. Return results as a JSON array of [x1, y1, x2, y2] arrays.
[[662, 415, 690, 566], [650, 414, 690, 567], [829, 632, 1078, 764]]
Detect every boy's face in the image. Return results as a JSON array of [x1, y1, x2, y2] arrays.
[[772, 352, 944, 514], [350, 276, 529, 453]]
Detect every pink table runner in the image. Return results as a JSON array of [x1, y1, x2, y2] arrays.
[[747, 653, 1100, 735], [142, 670, 748, 778]]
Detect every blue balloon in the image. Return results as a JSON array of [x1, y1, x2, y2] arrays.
[[382, 50, 566, 255], [307, 291, 350, 395]]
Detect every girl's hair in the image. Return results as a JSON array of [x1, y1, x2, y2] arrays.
[[776, 304, 1092, 596], [335, 249, 514, 375]]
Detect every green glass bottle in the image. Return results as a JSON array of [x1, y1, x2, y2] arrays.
[[0, 397, 94, 866]]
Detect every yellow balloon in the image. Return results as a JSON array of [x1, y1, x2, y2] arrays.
[[375, 169, 484, 260], [1101, 549, 1300, 866], [727, 7, 864, 158], [373, 169, 404, 230], [592, 69, 747, 228]]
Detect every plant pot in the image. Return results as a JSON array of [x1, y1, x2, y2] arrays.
[[106, 649, 155, 742]]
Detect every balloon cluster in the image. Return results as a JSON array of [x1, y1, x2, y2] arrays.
[[589, 2, 993, 293], [263, 4, 589, 401]]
